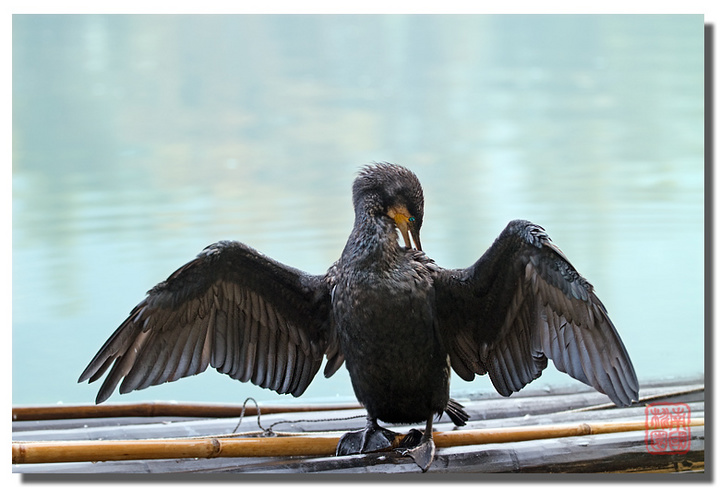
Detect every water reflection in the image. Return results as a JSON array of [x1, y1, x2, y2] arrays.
[[13, 15, 704, 405]]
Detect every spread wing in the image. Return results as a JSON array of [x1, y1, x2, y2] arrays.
[[79, 241, 343, 404], [435, 220, 639, 406]]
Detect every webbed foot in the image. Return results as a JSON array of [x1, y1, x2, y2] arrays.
[[396, 417, 436, 472], [398, 436, 436, 472], [335, 418, 399, 456]]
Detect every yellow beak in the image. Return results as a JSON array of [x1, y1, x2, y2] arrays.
[[392, 212, 422, 251]]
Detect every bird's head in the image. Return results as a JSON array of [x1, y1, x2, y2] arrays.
[[352, 163, 424, 251]]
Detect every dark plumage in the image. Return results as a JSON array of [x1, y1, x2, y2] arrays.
[[79, 163, 639, 471]]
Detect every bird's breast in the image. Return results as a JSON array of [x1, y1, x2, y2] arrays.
[[331, 263, 439, 356]]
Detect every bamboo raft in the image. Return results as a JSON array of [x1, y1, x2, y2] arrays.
[[12, 377, 704, 474]]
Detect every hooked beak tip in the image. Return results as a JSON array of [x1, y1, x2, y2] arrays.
[[401, 227, 422, 251], [411, 230, 422, 252]]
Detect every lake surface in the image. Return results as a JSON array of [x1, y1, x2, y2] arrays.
[[12, 15, 704, 406]]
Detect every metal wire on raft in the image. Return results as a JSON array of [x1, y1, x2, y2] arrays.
[[229, 397, 367, 438]]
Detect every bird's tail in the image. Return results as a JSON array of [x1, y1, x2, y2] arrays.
[[445, 398, 469, 426]]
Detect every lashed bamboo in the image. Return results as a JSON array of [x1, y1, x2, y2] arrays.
[[12, 418, 704, 465]]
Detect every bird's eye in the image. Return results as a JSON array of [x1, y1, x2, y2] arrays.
[[409, 217, 416, 223]]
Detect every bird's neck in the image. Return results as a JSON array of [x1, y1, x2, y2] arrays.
[[342, 212, 403, 271]]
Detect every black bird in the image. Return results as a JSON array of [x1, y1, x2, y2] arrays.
[[79, 163, 639, 471]]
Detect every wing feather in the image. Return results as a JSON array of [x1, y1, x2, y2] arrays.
[[196, 311, 214, 375], [271, 330, 289, 392], [265, 321, 279, 389], [290, 353, 304, 395], [237, 299, 256, 383], [164, 321, 196, 381], [253, 309, 270, 387], [281, 343, 298, 394], [177, 317, 208, 380]]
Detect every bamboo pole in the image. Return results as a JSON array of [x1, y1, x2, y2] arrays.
[[12, 418, 704, 465], [12, 435, 341, 464], [434, 418, 704, 446], [12, 401, 363, 421]]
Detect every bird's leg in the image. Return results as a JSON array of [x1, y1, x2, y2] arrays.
[[335, 416, 399, 456], [397, 416, 436, 472]]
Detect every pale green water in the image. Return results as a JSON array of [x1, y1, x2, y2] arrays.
[[13, 15, 704, 406]]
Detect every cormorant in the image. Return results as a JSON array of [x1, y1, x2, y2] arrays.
[[79, 163, 639, 471]]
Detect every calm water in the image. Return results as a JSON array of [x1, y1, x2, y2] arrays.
[[12, 15, 704, 406]]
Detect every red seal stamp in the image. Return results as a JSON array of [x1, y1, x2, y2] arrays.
[[645, 402, 691, 455]]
